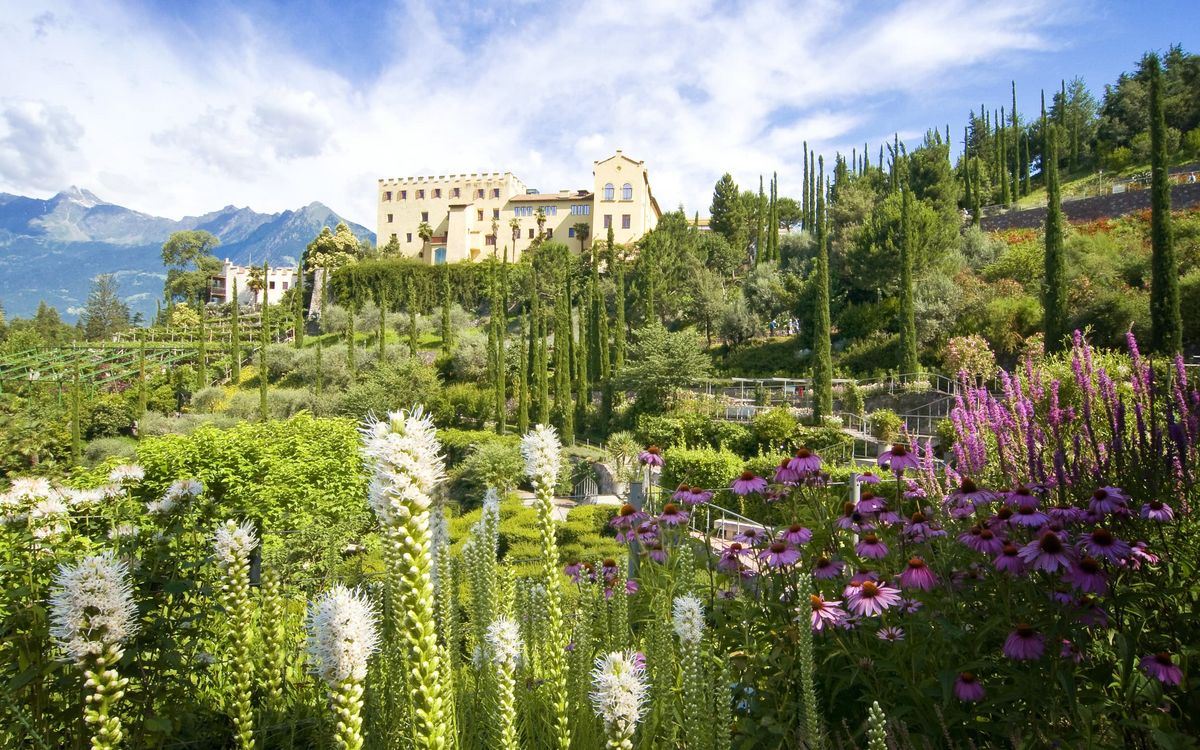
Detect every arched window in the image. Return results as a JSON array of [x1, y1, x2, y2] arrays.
[[604, 183, 614, 201], [622, 182, 633, 200]]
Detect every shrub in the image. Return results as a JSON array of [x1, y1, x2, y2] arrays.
[[224, 388, 313, 421], [660, 446, 743, 491], [450, 440, 524, 505], [439, 428, 520, 466], [749, 407, 798, 452], [703, 421, 752, 455], [82, 436, 137, 466], [836, 333, 899, 377], [434, 383, 493, 428], [265, 343, 302, 382], [330, 357, 441, 420], [191, 386, 226, 413], [84, 392, 134, 440], [869, 408, 902, 442], [841, 380, 865, 417], [138, 411, 238, 437], [633, 412, 707, 450]]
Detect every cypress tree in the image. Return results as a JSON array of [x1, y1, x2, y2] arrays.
[[802, 141, 809, 231], [756, 175, 766, 265], [576, 284, 589, 428], [811, 157, 833, 423], [1146, 52, 1182, 353], [536, 307, 550, 425], [346, 304, 356, 383], [71, 357, 81, 465], [293, 262, 305, 349], [137, 333, 148, 418], [553, 280, 574, 444], [378, 290, 388, 364], [517, 311, 530, 434], [315, 337, 323, 395], [440, 268, 453, 355], [769, 172, 779, 261], [491, 271, 506, 434], [972, 158, 982, 226], [196, 301, 207, 390], [406, 284, 419, 357], [898, 178, 919, 373], [1042, 123, 1068, 354], [594, 245, 609, 382], [610, 226, 625, 371], [259, 295, 270, 421], [962, 125, 973, 210], [644, 254, 656, 324]]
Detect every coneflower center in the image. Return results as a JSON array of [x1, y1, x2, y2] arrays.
[[1039, 533, 1064, 553]]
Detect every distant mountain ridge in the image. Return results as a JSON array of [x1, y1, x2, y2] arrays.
[[0, 188, 373, 321]]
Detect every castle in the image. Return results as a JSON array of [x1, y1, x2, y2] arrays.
[[376, 151, 662, 264]]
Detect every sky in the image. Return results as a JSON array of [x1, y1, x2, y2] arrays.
[[0, 0, 1197, 229]]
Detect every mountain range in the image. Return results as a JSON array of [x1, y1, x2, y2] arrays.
[[0, 187, 374, 321]]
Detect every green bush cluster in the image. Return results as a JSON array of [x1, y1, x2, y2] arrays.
[[659, 446, 744, 491]]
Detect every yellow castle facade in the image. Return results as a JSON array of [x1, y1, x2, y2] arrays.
[[376, 151, 661, 264]]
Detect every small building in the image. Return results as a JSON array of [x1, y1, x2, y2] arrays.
[[209, 260, 298, 307], [376, 150, 662, 264]]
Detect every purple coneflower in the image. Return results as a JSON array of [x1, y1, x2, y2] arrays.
[[1088, 486, 1128, 516], [987, 506, 1015, 528], [716, 545, 746, 573], [949, 477, 995, 506], [876, 626, 905, 642], [639, 446, 664, 467], [658, 503, 689, 526], [645, 543, 668, 563], [730, 471, 768, 496], [787, 447, 822, 476], [1140, 652, 1183, 686], [807, 594, 847, 632], [899, 557, 937, 590], [1011, 504, 1049, 528], [601, 559, 619, 578], [855, 534, 889, 560], [848, 569, 879, 585], [1060, 639, 1084, 664], [857, 471, 881, 485], [1047, 503, 1086, 524], [1004, 485, 1041, 510], [1018, 531, 1075, 573], [1073, 595, 1109, 627], [1079, 527, 1131, 563], [1003, 624, 1045, 661], [903, 480, 926, 500], [635, 522, 659, 545], [760, 541, 801, 568], [878, 443, 920, 474], [1141, 501, 1174, 522], [774, 458, 799, 485], [961, 526, 1005, 556], [625, 579, 639, 595], [845, 580, 902, 617], [779, 524, 812, 545], [733, 526, 767, 546], [836, 503, 868, 531], [685, 486, 713, 506], [954, 672, 985, 702], [1063, 556, 1107, 595], [1127, 541, 1159, 570], [903, 511, 934, 540], [993, 544, 1026, 576], [900, 597, 923, 614], [671, 484, 694, 503], [812, 557, 844, 579], [857, 491, 885, 514], [564, 561, 583, 582], [610, 503, 648, 530]]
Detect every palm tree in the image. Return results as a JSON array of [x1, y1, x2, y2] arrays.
[[509, 218, 521, 256], [535, 208, 546, 240], [418, 222, 433, 260], [247, 265, 266, 307], [572, 222, 590, 255], [491, 217, 500, 259]]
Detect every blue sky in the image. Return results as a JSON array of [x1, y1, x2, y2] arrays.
[[1, 0, 1197, 227]]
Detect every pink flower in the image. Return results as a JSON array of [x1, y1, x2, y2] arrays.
[[954, 672, 985, 702], [730, 471, 767, 496], [1063, 556, 1108, 595], [878, 443, 920, 474], [1140, 501, 1174, 522], [774, 458, 799, 484], [1078, 528, 1131, 563], [994, 544, 1026, 576], [857, 471, 881, 485], [807, 594, 847, 632], [876, 626, 905, 642], [1088, 486, 1128, 516], [610, 503, 648, 530], [1004, 485, 1041, 510], [899, 557, 937, 590], [1018, 531, 1075, 573], [779, 524, 812, 545], [812, 557, 844, 579], [960, 526, 1005, 556], [671, 484, 694, 503], [786, 447, 822, 476], [684, 486, 712, 506], [1003, 625, 1044, 661], [733, 526, 767, 547], [1140, 652, 1183, 686], [760, 541, 801, 568], [658, 503, 689, 526], [639, 446, 664, 467], [845, 580, 902, 617], [855, 534, 889, 560], [1010, 505, 1049, 528]]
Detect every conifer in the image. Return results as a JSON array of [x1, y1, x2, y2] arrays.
[[899, 175, 919, 373], [517, 312, 530, 434], [553, 280, 574, 444], [811, 158, 833, 423], [293, 262, 305, 349], [1042, 123, 1068, 354], [1146, 53, 1182, 353], [802, 141, 810, 231], [610, 226, 625, 371], [440, 268, 453, 356]]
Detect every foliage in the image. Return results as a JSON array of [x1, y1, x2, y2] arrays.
[[659, 446, 743, 491], [613, 324, 710, 414], [81, 274, 131, 341], [868, 408, 902, 442]]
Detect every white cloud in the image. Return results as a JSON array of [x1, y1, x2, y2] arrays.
[[0, 0, 1077, 227]]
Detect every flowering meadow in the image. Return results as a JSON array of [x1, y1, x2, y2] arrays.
[[1, 332, 1197, 748]]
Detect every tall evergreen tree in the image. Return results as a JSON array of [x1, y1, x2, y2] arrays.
[[346, 303, 356, 383], [802, 141, 809, 232], [491, 271, 506, 434], [378, 290, 388, 363], [535, 302, 550, 424], [196, 298, 207, 390], [259, 292, 270, 421], [440, 268, 453, 355], [811, 158, 833, 422], [293, 262, 305, 349], [81, 273, 130, 340], [406, 284, 419, 357], [576, 284, 589, 428], [1146, 52, 1182, 354], [553, 280, 574, 444], [756, 175, 766, 265], [230, 278, 241, 382], [1042, 123, 1069, 354], [769, 172, 779, 261], [898, 178, 919, 373], [610, 226, 625, 371], [517, 311, 530, 434], [709, 173, 744, 249]]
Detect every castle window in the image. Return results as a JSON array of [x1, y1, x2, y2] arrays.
[[282, 282, 289, 290], [543, 206, 557, 216], [477, 209, 484, 221], [384, 190, 392, 201], [434, 188, 442, 198], [622, 214, 631, 229], [571, 204, 590, 215], [622, 183, 633, 200], [546, 228, 553, 239], [491, 188, 500, 198], [493, 208, 500, 219], [486, 234, 496, 246], [406, 233, 413, 242], [604, 183, 614, 201], [399, 190, 407, 200], [452, 187, 461, 198], [568, 227, 576, 238], [417, 189, 425, 199], [269, 281, 276, 290], [528, 228, 535, 239], [476, 189, 485, 199], [421, 211, 429, 222], [387, 213, 393, 223], [603, 214, 612, 229]]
